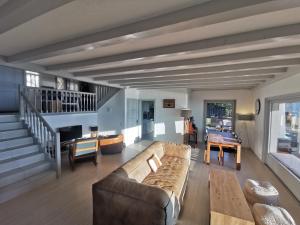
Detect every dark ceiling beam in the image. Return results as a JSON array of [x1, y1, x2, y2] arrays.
[[7, 0, 300, 62], [75, 45, 300, 77], [0, 0, 75, 35], [46, 23, 300, 71]]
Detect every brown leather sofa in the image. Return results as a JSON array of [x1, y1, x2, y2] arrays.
[[93, 141, 191, 225]]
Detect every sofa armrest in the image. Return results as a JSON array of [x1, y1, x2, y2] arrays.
[[93, 173, 172, 207], [163, 142, 191, 161], [93, 173, 175, 225]]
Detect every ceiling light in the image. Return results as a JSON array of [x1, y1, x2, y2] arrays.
[[124, 57, 145, 62], [272, 37, 291, 42], [176, 65, 190, 69], [176, 51, 188, 56], [85, 46, 95, 51], [154, 54, 168, 58], [124, 34, 138, 39]]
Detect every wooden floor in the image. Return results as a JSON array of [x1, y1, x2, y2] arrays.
[[0, 141, 299, 225]]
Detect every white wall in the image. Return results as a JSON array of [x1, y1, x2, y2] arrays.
[[139, 89, 189, 144], [190, 89, 254, 147], [44, 113, 98, 137], [123, 88, 140, 146], [121, 88, 189, 146], [253, 69, 300, 159], [97, 89, 125, 136]]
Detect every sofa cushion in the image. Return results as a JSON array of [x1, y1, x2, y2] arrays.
[[163, 142, 191, 163], [115, 142, 165, 182], [142, 156, 189, 198]]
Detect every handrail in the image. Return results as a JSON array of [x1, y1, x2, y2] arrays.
[[20, 89, 61, 177], [21, 92, 56, 135], [27, 86, 96, 95], [24, 86, 97, 114], [96, 85, 120, 109]]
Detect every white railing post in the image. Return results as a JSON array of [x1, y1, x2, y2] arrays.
[[23, 86, 97, 114], [55, 131, 61, 178], [20, 90, 62, 179], [19, 85, 25, 120]]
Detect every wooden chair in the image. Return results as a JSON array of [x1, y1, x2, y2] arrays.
[[188, 122, 198, 147], [69, 138, 98, 170]]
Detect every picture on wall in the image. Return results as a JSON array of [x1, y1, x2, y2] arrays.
[[163, 99, 175, 108]]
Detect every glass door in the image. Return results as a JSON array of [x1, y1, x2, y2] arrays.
[[268, 100, 300, 169], [266, 97, 300, 200]]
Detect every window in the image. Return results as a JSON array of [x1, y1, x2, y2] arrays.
[[26, 71, 39, 87], [204, 100, 235, 132], [56, 77, 65, 90], [268, 101, 300, 160], [66, 80, 79, 91]]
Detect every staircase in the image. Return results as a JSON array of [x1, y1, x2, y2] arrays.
[[96, 85, 120, 109], [0, 114, 56, 204]]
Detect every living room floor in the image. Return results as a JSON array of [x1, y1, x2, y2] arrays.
[[0, 141, 299, 225]]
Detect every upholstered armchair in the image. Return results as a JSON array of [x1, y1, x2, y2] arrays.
[[69, 138, 98, 170]]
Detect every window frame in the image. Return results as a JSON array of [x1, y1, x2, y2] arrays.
[[203, 99, 237, 134], [25, 70, 40, 88], [263, 92, 300, 160], [263, 92, 300, 201]]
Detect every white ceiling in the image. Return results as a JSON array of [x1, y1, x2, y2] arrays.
[[1, 0, 300, 90], [33, 7, 300, 66], [0, 0, 8, 7], [0, 0, 202, 55]]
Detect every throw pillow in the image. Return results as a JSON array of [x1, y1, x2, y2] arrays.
[[148, 154, 162, 173]]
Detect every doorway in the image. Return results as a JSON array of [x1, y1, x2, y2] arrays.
[[141, 100, 155, 140], [0, 66, 24, 113], [203, 100, 236, 134], [126, 98, 140, 144]]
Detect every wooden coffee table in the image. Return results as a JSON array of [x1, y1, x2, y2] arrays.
[[209, 169, 255, 225]]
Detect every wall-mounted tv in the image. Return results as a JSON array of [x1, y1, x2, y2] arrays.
[[59, 125, 82, 142]]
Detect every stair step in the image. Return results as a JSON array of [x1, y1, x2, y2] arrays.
[[0, 152, 45, 174], [0, 129, 28, 141], [0, 137, 34, 151], [0, 161, 51, 188], [0, 121, 24, 131], [0, 115, 18, 123], [0, 144, 39, 161], [0, 169, 56, 204]]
